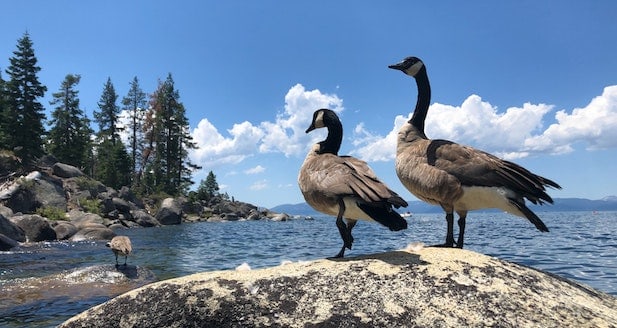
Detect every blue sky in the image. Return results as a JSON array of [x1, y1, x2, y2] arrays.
[[2, 1, 616, 208]]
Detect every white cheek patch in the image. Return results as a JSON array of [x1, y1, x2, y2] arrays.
[[314, 110, 325, 128], [405, 62, 424, 76]]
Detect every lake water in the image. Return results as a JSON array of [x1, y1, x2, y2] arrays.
[[1, 211, 616, 327]]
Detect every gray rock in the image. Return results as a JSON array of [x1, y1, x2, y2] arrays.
[[67, 210, 105, 229], [270, 213, 289, 222], [111, 197, 132, 215], [0, 233, 19, 250], [131, 210, 159, 227], [52, 221, 78, 240], [0, 205, 14, 218], [11, 214, 57, 242], [32, 175, 67, 210], [222, 212, 240, 221], [211, 199, 257, 218], [246, 209, 262, 221], [60, 248, 617, 328], [52, 162, 84, 178], [155, 198, 182, 225], [70, 226, 115, 241], [0, 213, 25, 242]]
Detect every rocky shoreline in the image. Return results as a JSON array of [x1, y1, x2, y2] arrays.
[[0, 159, 291, 251]]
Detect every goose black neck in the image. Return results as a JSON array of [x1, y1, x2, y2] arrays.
[[409, 66, 431, 133], [320, 119, 343, 155]]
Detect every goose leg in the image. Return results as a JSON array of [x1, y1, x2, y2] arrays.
[[346, 219, 357, 249], [334, 217, 348, 258], [115, 253, 119, 266], [434, 212, 456, 247], [456, 212, 467, 248], [124, 255, 128, 266], [333, 200, 351, 258]]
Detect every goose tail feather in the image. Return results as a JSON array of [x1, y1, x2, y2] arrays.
[[358, 203, 408, 231], [510, 199, 549, 232]]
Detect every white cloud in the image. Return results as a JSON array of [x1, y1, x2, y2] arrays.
[[525, 85, 617, 153], [249, 179, 268, 191], [189, 83, 343, 172], [350, 116, 407, 162], [258, 83, 343, 156], [190, 118, 263, 168], [352, 86, 617, 161], [244, 165, 265, 175]]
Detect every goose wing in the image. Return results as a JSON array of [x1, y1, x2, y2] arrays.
[[428, 139, 561, 204], [303, 153, 406, 207]]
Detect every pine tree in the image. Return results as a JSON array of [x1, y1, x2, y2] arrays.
[[121, 77, 147, 184], [0, 72, 8, 149], [95, 138, 132, 190], [47, 74, 93, 168], [142, 74, 200, 196], [94, 77, 120, 143], [3, 32, 47, 165], [93, 77, 131, 188], [196, 171, 220, 201]]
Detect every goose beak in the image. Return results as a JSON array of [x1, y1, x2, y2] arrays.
[[388, 62, 406, 71], [305, 124, 316, 133]]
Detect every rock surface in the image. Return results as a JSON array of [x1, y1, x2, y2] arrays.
[[0, 265, 157, 316], [60, 247, 617, 328], [155, 197, 182, 225], [11, 214, 57, 242]]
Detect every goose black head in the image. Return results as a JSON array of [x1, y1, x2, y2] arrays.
[[306, 108, 339, 133], [388, 56, 424, 77]]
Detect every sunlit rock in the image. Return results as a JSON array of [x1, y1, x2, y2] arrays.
[[60, 248, 617, 327]]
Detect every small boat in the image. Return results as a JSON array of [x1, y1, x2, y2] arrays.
[[401, 212, 413, 218]]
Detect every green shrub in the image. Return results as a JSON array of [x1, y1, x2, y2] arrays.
[[36, 206, 67, 221], [80, 198, 101, 215], [74, 176, 102, 195]]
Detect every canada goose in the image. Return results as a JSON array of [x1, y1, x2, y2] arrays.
[[388, 56, 561, 248], [298, 108, 408, 258], [106, 235, 132, 266]]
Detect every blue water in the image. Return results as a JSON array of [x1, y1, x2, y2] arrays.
[[1, 211, 616, 327]]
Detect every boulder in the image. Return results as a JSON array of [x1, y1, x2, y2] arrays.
[[211, 199, 257, 218], [70, 226, 115, 241], [0, 204, 14, 218], [111, 197, 133, 215], [0, 213, 25, 242], [60, 247, 617, 328], [0, 233, 19, 251], [67, 210, 105, 229], [52, 163, 84, 178], [155, 198, 182, 225], [119, 186, 143, 208], [221, 213, 240, 221], [11, 214, 57, 242], [131, 210, 159, 227], [270, 213, 289, 222], [31, 174, 67, 210], [52, 221, 78, 240], [246, 209, 262, 221]]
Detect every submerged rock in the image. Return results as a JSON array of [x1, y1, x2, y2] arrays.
[[60, 247, 617, 327], [0, 265, 157, 318]]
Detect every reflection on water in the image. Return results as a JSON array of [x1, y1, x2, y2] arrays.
[[1, 211, 616, 327]]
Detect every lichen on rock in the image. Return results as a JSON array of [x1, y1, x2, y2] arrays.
[[60, 247, 617, 328]]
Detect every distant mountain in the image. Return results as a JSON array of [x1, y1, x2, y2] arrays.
[[270, 196, 617, 216]]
